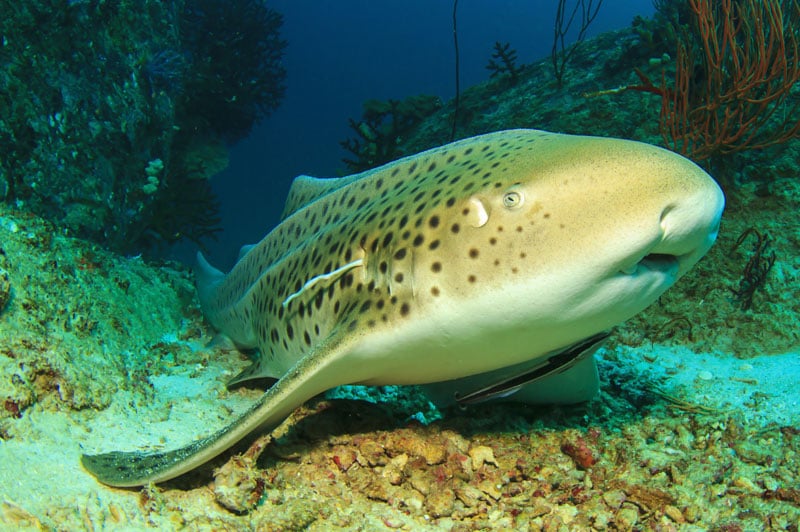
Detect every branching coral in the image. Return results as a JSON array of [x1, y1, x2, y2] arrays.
[[551, 0, 604, 88], [662, 0, 800, 160], [341, 95, 442, 172], [131, 169, 222, 253], [179, 0, 287, 143], [621, 0, 800, 161], [730, 228, 776, 311], [0, 0, 287, 254], [486, 42, 524, 83]]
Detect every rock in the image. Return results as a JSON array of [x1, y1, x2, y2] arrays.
[[602, 489, 627, 510], [614, 506, 639, 530], [213, 456, 266, 513], [468, 445, 498, 470], [425, 487, 455, 518], [664, 504, 685, 523]]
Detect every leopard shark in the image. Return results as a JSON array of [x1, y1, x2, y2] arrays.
[[82, 129, 724, 486]]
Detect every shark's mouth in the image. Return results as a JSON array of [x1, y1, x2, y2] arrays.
[[619, 252, 679, 276]]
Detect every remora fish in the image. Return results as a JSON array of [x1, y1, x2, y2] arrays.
[[82, 129, 724, 486]]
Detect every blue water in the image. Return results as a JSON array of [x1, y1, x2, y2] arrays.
[[203, 0, 656, 267]]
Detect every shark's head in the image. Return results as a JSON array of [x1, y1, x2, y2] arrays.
[[468, 132, 723, 312], [385, 130, 724, 377]]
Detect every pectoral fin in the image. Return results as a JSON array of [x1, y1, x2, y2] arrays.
[[453, 332, 609, 405], [423, 332, 609, 407], [226, 357, 280, 389]]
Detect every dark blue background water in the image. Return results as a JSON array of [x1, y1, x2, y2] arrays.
[[201, 0, 655, 268]]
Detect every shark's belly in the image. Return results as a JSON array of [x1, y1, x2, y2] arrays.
[[345, 263, 678, 386], [346, 308, 596, 386]]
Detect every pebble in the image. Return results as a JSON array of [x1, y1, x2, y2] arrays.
[[468, 445, 497, 470], [697, 370, 713, 380], [683, 504, 699, 523], [614, 507, 639, 529], [664, 504, 685, 523], [602, 489, 626, 510], [733, 476, 758, 492]]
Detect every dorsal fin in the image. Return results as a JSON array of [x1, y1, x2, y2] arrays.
[[281, 168, 385, 220], [280, 175, 354, 220]]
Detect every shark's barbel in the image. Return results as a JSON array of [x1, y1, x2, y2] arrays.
[[82, 130, 724, 486]]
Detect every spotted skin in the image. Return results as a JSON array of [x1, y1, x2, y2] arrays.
[[82, 130, 724, 486], [199, 130, 571, 383]]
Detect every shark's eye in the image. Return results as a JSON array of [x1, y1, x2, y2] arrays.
[[502, 191, 523, 209]]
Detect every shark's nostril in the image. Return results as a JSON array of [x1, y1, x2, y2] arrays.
[[659, 204, 676, 229]]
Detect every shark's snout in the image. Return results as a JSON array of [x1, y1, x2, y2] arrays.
[[616, 163, 724, 282], [652, 172, 724, 276]]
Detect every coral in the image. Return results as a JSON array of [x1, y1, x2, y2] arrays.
[[551, 0, 604, 88], [603, 2, 692, 76], [560, 434, 598, 469], [0, 0, 287, 254], [126, 166, 222, 253], [340, 95, 442, 171], [140, 49, 187, 97], [666, 0, 800, 160], [730, 228, 776, 311], [627, 0, 800, 161], [486, 42, 524, 83], [0, 204, 200, 426], [179, 0, 287, 143]]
